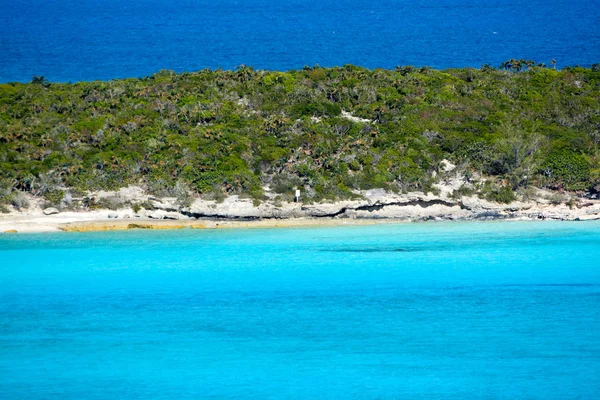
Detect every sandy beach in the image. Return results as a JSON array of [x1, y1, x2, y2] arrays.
[[2, 204, 599, 235], [0, 211, 400, 234]]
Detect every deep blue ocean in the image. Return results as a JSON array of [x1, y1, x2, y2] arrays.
[[1, 0, 599, 82], [1, 221, 600, 399]]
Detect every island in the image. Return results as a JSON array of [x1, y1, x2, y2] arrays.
[[1, 62, 600, 232]]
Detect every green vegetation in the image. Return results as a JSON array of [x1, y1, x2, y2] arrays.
[[1, 62, 599, 207]]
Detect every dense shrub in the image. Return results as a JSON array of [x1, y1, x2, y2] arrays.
[[43, 190, 65, 207], [0, 64, 599, 207], [542, 151, 591, 191], [9, 191, 29, 210], [484, 185, 517, 204], [451, 185, 476, 199]]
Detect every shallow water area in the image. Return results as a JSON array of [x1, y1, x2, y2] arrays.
[[1, 221, 600, 399]]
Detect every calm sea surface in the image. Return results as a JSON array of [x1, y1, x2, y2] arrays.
[[1, 221, 600, 399], [1, 0, 599, 82]]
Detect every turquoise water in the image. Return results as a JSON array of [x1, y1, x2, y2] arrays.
[[1, 221, 600, 399]]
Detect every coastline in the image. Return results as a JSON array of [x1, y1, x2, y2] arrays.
[[2, 190, 599, 234], [2, 181, 599, 234], [0, 212, 404, 234]]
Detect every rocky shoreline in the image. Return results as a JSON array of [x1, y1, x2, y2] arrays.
[[2, 183, 599, 233], [180, 189, 600, 222]]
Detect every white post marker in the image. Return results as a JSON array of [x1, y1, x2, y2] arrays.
[[295, 189, 301, 203]]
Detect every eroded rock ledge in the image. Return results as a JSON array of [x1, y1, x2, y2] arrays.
[[175, 188, 600, 222]]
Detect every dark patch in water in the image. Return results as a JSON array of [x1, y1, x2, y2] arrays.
[[321, 247, 417, 253]]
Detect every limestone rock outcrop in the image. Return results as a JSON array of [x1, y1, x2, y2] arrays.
[[176, 189, 600, 221], [43, 207, 60, 215]]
